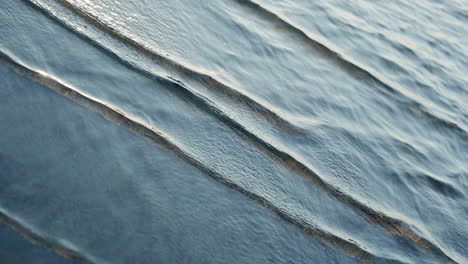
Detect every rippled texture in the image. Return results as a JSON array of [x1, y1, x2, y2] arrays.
[[0, 0, 467, 263]]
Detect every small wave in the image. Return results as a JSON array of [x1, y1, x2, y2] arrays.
[[409, 170, 464, 199], [0, 208, 92, 263]]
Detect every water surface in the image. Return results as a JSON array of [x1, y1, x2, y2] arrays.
[[0, 0, 467, 263]]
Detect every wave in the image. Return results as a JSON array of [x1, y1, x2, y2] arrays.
[[0, 208, 92, 263], [235, 0, 467, 136], [0, 49, 404, 264], [22, 1, 461, 262]]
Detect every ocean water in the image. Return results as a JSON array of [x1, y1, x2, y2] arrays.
[[0, 0, 466, 263]]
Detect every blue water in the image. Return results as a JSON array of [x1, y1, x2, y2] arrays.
[[0, 0, 466, 263]]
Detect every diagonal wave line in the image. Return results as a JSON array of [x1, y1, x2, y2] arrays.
[[22, 1, 462, 262]]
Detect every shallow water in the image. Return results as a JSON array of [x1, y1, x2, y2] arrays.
[[0, 0, 467, 263]]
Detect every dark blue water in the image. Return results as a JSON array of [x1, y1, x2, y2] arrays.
[[0, 0, 466, 263]]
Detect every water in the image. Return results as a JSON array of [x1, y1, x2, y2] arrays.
[[0, 0, 466, 263]]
